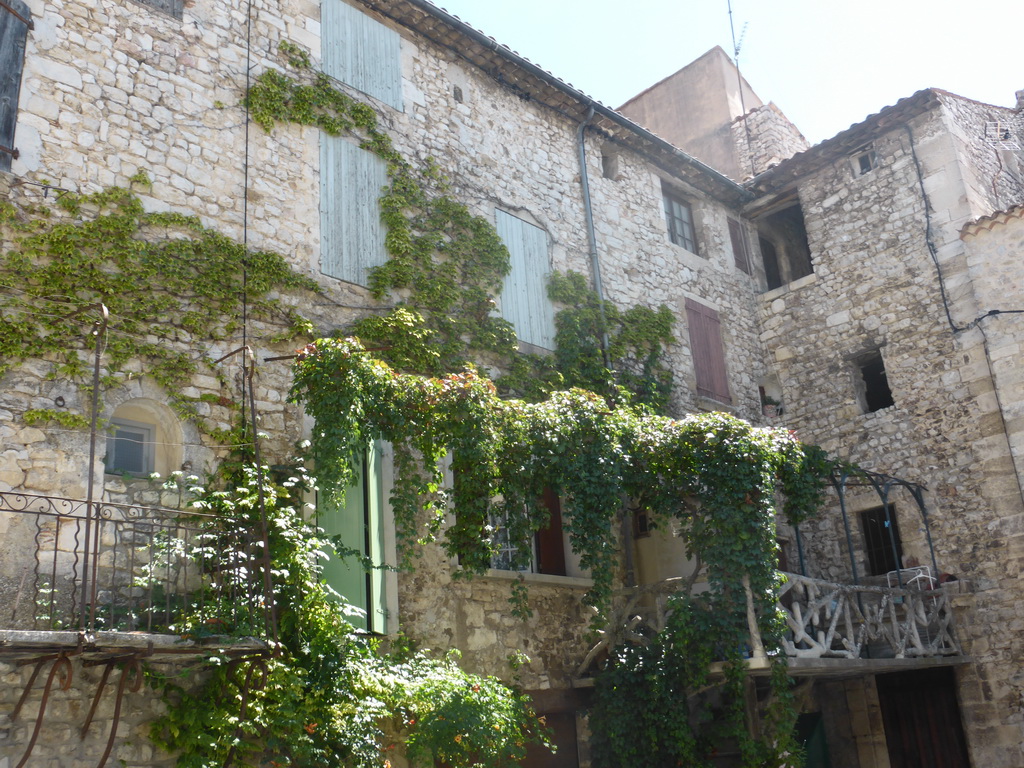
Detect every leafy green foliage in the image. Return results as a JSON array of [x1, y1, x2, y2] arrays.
[[150, 464, 548, 768], [538, 270, 676, 411], [248, 46, 680, 405], [0, 185, 318, 428], [246, 48, 518, 375], [291, 338, 831, 610], [291, 338, 832, 766]]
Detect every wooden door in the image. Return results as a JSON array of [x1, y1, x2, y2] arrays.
[[876, 667, 970, 768]]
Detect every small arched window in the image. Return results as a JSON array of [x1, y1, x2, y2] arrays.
[[104, 398, 182, 476]]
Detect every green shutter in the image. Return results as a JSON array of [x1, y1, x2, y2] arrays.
[[319, 442, 387, 632], [321, 0, 403, 110]]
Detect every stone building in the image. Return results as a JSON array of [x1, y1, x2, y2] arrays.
[[0, 0, 1022, 767]]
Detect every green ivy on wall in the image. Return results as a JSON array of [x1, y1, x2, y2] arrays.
[[247, 44, 679, 408], [0, 181, 318, 429], [150, 463, 548, 768], [290, 337, 832, 765]]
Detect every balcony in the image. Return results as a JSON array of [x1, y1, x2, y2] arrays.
[[0, 489, 271, 653], [576, 569, 966, 683]]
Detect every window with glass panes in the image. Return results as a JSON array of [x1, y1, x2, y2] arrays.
[[663, 190, 697, 253]]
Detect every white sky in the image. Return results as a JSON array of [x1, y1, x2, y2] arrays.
[[430, 0, 1023, 145]]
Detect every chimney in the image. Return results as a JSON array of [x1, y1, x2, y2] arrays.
[[1016, 89, 1024, 110]]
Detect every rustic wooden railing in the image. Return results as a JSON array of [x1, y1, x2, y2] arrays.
[[576, 570, 961, 677], [779, 572, 960, 659]]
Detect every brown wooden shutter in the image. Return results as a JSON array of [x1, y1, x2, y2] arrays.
[[534, 487, 566, 576], [0, 0, 31, 173], [685, 298, 732, 404], [727, 218, 750, 274]]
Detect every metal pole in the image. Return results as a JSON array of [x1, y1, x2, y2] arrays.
[[81, 304, 108, 633]]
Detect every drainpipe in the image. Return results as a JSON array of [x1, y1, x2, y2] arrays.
[[575, 107, 611, 367]]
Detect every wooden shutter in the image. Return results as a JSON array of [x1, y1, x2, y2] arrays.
[[534, 487, 566, 576], [0, 0, 30, 173], [495, 210, 556, 350], [320, 135, 389, 286], [322, 0, 403, 110], [685, 298, 732, 404], [727, 218, 750, 274], [319, 442, 387, 633]]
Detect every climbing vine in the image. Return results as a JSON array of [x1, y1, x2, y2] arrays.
[[149, 463, 548, 768], [248, 44, 679, 407], [0, 182, 318, 428], [247, 53, 518, 375], [291, 337, 832, 765]]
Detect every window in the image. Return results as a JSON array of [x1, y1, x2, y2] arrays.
[[495, 210, 556, 350], [104, 397, 183, 477], [319, 443, 389, 633], [601, 146, 620, 180], [131, 0, 183, 18], [0, 0, 30, 173], [757, 202, 812, 290], [490, 488, 567, 577], [322, 0, 403, 110], [851, 145, 878, 176], [860, 505, 903, 576], [662, 188, 697, 253], [320, 137, 389, 286], [857, 351, 895, 413], [106, 419, 155, 475], [684, 298, 731, 404], [727, 217, 751, 274]]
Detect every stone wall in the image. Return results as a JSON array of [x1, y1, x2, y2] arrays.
[[758, 103, 1024, 766], [2, 0, 784, 762], [0, 655, 189, 768], [731, 102, 809, 179]]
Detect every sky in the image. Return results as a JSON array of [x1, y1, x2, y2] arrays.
[[429, 0, 1023, 146]]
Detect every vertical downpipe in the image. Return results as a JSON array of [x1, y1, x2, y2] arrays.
[[575, 108, 611, 366]]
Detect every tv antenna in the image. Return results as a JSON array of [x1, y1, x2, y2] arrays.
[[727, 0, 755, 176]]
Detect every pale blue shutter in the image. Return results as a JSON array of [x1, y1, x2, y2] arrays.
[[320, 136, 389, 286], [496, 210, 556, 350], [0, 0, 30, 173], [322, 0, 403, 110]]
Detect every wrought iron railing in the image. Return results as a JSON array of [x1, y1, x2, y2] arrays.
[[0, 490, 269, 635]]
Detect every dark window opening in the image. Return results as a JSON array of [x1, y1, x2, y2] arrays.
[[452, 84, 463, 102], [601, 148, 620, 180], [852, 145, 878, 176], [520, 711, 579, 768], [860, 353, 894, 413], [728, 217, 751, 274], [759, 236, 781, 289], [861, 505, 903, 576], [633, 508, 651, 539], [490, 487, 567, 576], [662, 188, 698, 253], [757, 202, 812, 290], [534, 487, 567, 576]]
